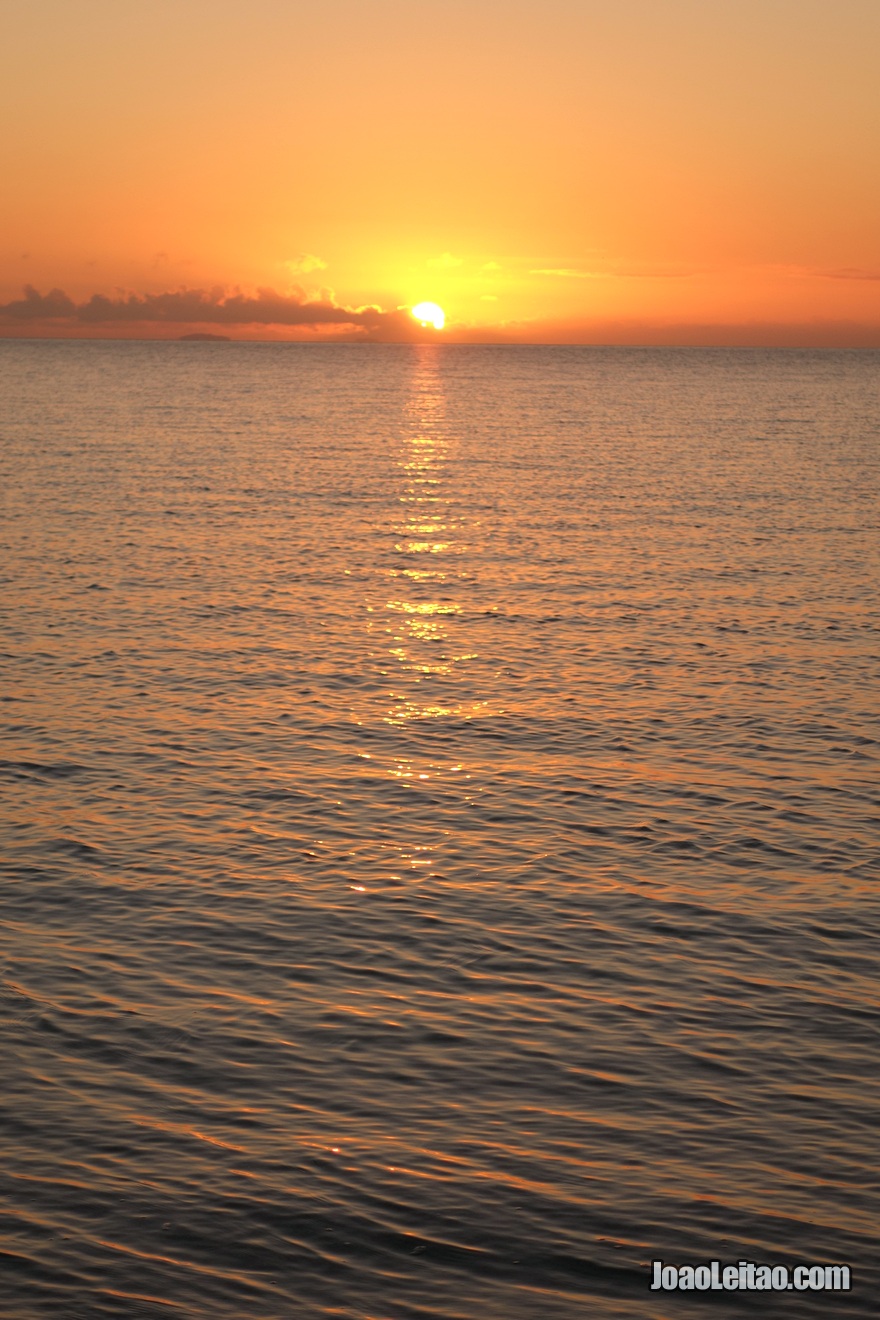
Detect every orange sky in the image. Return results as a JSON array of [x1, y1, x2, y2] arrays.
[[2, 0, 878, 343]]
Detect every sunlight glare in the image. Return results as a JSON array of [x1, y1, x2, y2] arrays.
[[411, 301, 446, 330]]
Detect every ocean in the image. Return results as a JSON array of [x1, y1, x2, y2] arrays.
[[1, 340, 877, 1318]]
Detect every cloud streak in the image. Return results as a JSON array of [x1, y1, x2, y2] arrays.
[[530, 268, 595, 279], [530, 264, 699, 280], [819, 267, 880, 282]]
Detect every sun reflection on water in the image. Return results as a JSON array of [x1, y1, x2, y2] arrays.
[[372, 347, 481, 726], [352, 347, 494, 884]]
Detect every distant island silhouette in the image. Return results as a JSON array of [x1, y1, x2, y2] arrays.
[[179, 332, 231, 341]]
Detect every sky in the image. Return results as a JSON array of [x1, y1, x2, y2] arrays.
[[1, 0, 878, 343]]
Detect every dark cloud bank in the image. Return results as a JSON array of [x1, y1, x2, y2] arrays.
[[2, 285, 878, 346], [0, 285, 416, 340]]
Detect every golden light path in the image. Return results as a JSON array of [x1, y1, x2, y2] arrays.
[[411, 302, 446, 330]]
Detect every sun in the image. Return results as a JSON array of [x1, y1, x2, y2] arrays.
[[411, 301, 445, 330]]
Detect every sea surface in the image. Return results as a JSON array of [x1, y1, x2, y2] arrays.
[[1, 341, 878, 1319]]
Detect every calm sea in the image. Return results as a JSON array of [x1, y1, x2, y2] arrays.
[[1, 341, 878, 1319]]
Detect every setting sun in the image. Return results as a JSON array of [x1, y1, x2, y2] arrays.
[[411, 302, 446, 330], [1, 3, 878, 345], [2, 4, 878, 1315]]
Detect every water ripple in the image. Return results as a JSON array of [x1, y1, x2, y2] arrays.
[[0, 341, 878, 1317]]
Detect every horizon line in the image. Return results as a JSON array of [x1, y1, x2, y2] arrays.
[[3, 334, 880, 351]]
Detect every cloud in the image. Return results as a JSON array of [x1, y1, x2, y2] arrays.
[[1, 285, 77, 319], [530, 263, 697, 280], [612, 264, 699, 279], [3, 286, 877, 347], [718, 262, 880, 283], [480, 294, 498, 301], [0, 284, 440, 342], [481, 261, 501, 272], [819, 267, 880, 282], [529, 268, 595, 279], [0, 284, 383, 327], [286, 253, 328, 274], [427, 252, 463, 269]]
